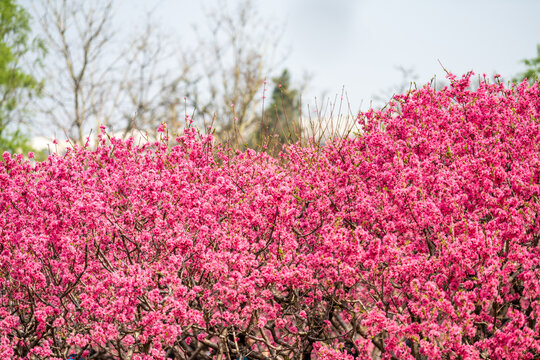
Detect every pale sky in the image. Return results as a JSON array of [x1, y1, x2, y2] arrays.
[[117, 0, 540, 111]]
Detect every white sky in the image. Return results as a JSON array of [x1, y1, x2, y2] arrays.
[[116, 0, 540, 111]]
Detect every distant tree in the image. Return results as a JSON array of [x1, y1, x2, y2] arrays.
[[0, 128, 32, 154], [35, 0, 116, 145], [0, 0, 44, 153], [513, 44, 540, 85], [32, 0, 193, 145], [251, 69, 301, 153], [190, 0, 285, 147]]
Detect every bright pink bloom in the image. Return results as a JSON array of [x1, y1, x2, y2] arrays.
[[0, 74, 538, 359]]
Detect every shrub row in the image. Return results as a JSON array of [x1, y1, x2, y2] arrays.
[[1, 74, 539, 359]]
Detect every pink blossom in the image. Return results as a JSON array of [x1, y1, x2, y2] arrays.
[[0, 74, 538, 359]]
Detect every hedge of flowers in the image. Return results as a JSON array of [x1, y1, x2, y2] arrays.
[[0, 74, 539, 359]]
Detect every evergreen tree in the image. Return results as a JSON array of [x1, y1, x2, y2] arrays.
[[252, 69, 301, 153], [513, 44, 540, 85]]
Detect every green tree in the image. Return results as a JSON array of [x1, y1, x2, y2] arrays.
[[252, 69, 302, 153], [513, 44, 540, 85], [0, 0, 43, 154]]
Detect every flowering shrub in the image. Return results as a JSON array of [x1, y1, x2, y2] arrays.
[[0, 74, 539, 359]]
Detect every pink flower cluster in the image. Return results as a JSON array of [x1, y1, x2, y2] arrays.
[[0, 74, 539, 359]]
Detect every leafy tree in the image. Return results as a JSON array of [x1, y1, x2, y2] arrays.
[[513, 44, 540, 85], [0, 0, 44, 154], [0, 127, 32, 154]]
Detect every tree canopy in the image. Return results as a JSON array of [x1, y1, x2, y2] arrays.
[[0, 0, 43, 153]]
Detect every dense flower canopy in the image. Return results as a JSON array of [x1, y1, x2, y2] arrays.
[[0, 74, 539, 359]]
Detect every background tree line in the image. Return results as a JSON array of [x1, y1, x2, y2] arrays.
[[1, 0, 306, 156], [0, 0, 539, 155]]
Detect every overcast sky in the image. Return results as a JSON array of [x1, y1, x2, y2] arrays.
[[116, 0, 540, 111]]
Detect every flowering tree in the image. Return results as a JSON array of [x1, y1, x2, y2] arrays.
[[0, 74, 539, 359]]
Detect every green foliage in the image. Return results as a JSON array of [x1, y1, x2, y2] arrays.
[[0, 127, 32, 154], [252, 69, 301, 152], [0, 0, 44, 153], [513, 44, 540, 85]]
